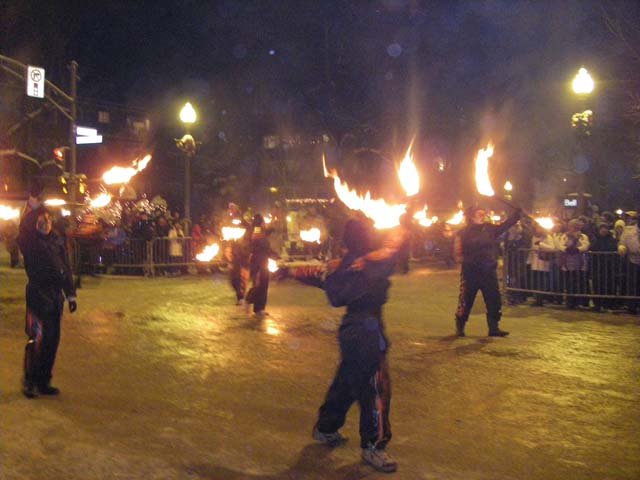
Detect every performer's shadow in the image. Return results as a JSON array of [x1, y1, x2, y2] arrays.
[[185, 443, 364, 479]]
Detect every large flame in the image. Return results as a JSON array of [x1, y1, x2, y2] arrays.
[[196, 243, 220, 262], [412, 206, 438, 227], [475, 143, 495, 197], [268, 258, 279, 273], [221, 226, 246, 241], [323, 156, 408, 229], [103, 154, 152, 185], [398, 143, 419, 197], [535, 217, 554, 230], [446, 210, 465, 225], [90, 193, 112, 208], [0, 204, 20, 221], [300, 227, 321, 243]]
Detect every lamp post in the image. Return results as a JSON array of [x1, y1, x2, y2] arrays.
[[178, 102, 197, 231], [570, 67, 594, 215]]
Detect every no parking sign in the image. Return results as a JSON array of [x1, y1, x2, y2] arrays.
[[26, 66, 45, 98]]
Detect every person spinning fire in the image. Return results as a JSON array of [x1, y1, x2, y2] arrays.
[[18, 205, 77, 398], [453, 204, 521, 337], [291, 215, 409, 473], [224, 203, 251, 306]]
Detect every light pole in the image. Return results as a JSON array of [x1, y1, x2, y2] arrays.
[[570, 67, 595, 215], [178, 102, 197, 231]]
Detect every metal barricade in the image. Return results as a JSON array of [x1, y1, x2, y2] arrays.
[[71, 236, 225, 276], [504, 248, 640, 301]]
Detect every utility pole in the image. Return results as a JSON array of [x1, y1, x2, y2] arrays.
[[68, 60, 78, 203]]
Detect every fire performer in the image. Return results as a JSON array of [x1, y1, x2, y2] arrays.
[[292, 216, 408, 473], [245, 214, 275, 317], [18, 206, 77, 398], [224, 203, 250, 306], [454, 205, 521, 337]]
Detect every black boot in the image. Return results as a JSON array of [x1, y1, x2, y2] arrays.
[[455, 317, 466, 337], [488, 327, 509, 337], [23, 380, 37, 399], [37, 383, 60, 395]]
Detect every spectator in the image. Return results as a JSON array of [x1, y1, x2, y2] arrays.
[[590, 224, 618, 311], [526, 223, 556, 306], [558, 219, 590, 309], [618, 222, 640, 314], [168, 222, 184, 275]]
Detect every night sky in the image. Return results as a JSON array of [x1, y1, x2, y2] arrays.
[[2, 0, 639, 210]]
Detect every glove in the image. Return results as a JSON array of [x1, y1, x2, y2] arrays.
[[68, 300, 77, 313]]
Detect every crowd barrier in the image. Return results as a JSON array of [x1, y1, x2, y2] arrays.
[[70, 236, 223, 277], [504, 248, 640, 301]]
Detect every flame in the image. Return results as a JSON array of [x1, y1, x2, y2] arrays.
[[268, 258, 279, 272], [221, 226, 246, 241], [412, 206, 438, 227], [475, 143, 495, 197], [323, 156, 407, 229], [103, 154, 152, 185], [446, 210, 465, 225], [535, 217, 554, 230], [0, 205, 20, 221], [300, 227, 321, 243], [90, 193, 112, 208], [196, 243, 220, 262], [398, 143, 420, 197], [44, 198, 66, 206]]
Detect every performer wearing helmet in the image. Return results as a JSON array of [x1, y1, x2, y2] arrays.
[[18, 206, 77, 398], [454, 205, 521, 337]]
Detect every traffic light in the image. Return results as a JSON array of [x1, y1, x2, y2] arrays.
[[76, 174, 87, 196], [53, 146, 69, 167], [53, 147, 64, 161], [59, 174, 68, 194]]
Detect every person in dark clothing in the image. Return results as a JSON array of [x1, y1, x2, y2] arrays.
[[245, 214, 274, 317], [454, 205, 521, 337], [294, 216, 408, 473], [224, 204, 251, 305], [18, 207, 77, 398], [590, 224, 618, 311]]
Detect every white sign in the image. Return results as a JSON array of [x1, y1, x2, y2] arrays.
[[76, 125, 103, 144], [76, 135, 103, 144], [27, 66, 45, 98], [76, 126, 97, 137]]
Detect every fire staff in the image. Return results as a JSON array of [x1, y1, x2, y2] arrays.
[[454, 205, 521, 337], [18, 206, 77, 398]]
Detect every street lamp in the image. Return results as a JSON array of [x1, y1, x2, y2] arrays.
[[570, 68, 595, 215], [572, 67, 594, 95], [177, 102, 197, 231]]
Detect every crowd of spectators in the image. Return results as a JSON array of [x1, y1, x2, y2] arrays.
[[504, 208, 640, 314]]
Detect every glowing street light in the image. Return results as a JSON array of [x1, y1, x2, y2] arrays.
[[178, 102, 198, 229], [572, 67, 594, 95], [179, 102, 197, 124]]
